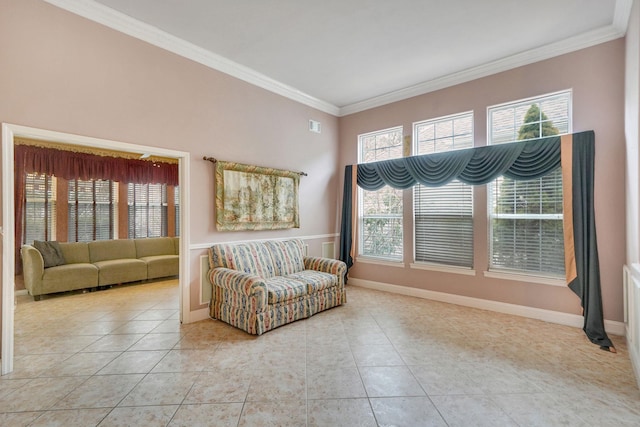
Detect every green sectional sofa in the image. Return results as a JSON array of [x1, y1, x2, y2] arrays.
[[208, 238, 347, 335], [21, 237, 179, 300]]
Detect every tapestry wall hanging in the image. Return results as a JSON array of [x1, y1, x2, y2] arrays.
[[214, 160, 300, 231]]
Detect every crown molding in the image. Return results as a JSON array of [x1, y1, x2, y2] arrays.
[[43, 0, 340, 116], [338, 20, 628, 116], [44, 0, 630, 119]]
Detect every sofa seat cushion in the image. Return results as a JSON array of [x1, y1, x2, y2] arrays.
[[41, 263, 98, 293], [142, 255, 179, 279], [94, 259, 147, 285], [286, 270, 337, 293], [264, 277, 308, 304]]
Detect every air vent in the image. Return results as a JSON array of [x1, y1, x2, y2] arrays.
[[309, 120, 321, 133]]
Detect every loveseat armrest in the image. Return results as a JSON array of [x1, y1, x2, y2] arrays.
[[21, 245, 44, 296], [209, 267, 268, 306], [304, 257, 347, 287]]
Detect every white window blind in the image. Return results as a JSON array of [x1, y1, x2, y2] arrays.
[[68, 179, 117, 242], [128, 183, 168, 238], [413, 112, 474, 267], [358, 127, 404, 260], [23, 173, 56, 244], [174, 185, 180, 237], [488, 90, 570, 276]]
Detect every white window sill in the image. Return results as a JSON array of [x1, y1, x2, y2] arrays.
[[356, 256, 405, 268], [484, 270, 566, 287], [410, 262, 476, 276]]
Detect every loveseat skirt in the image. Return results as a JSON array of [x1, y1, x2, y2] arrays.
[[210, 284, 344, 335]]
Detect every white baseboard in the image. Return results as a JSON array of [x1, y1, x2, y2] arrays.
[[14, 290, 28, 296], [349, 278, 625, 336], [186, 307, 210, 323]]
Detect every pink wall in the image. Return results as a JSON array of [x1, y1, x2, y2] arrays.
[[339, 40, 627, 322], [0, 0, 627, 330], [0, 0, 340, 313]]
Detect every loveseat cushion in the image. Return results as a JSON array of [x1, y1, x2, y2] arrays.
[[264, 276, 308, 304], [210, 242, 276, 279], [286, 270, 337, 293], [264, 239, 305, 276]]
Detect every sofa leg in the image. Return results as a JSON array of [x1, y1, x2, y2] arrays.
[[33, 295, 41, 301]]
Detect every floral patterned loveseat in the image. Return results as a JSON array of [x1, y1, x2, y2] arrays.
[[208, 239, 347, 335]]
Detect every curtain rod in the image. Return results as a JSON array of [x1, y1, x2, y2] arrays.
[[203, 156, 308, 176]]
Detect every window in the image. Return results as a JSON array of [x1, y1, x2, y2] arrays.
[[413, 112, 474, 267], [358, 127, 404, 260], [23, 173, 56, 244], [128, 183, 168, 238], [488, 90, 571, 276], [174, 185, 180, 237], [68, 179, 118, 242]]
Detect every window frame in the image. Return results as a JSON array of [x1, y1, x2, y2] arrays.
[[68, 178, 118, 242], [357, 126, 404, 262], [486, 89, 572, 280], [411, 111, 475, 272]]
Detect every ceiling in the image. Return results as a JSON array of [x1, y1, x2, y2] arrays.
[[46, 0, 631, 116]]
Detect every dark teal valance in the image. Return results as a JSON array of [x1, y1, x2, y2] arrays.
[[357, 135, 561, 190]]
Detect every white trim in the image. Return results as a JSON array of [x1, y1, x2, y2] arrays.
[[199, 255, 211, 306], [356, 257, 405, 268], [624, 263, 640, 389], [410, 262, 476, 276], [189, 307, 211, 323], [349, 278, 625, 336], [1, 123, 191, 375], [188, 233, 339, 251], [339, 24, 625, 116], [614, 0, 634, 33], [483, 270, 566, 287], [43, 1, 632, 118], [42, 0, 339, 116], [1, 124, 16, 375]]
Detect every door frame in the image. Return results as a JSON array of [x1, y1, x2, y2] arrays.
[[1, 123, 191, 375]]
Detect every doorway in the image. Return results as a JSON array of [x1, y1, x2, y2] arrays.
[[2, 123, 191, 375]]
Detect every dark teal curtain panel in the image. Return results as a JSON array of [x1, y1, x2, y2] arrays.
[[339, 165, 354, 272], [568, 132, 613, 349], [339, 130, 612, 350]]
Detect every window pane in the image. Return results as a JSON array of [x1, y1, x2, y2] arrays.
[[128, 183, 168, 238], [488, 91, 570, 276], [413, 112, 474, 268], [24, 173, 56, 244], [69, 179, 116, 242], [358, 127, 403, 260]]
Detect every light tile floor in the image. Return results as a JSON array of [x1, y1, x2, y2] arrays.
[[1, 279, 639, 426]]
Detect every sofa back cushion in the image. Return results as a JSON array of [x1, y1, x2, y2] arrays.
[[209, 242, 275, 279], [89, 239, 137, 263], [264, 239, 305, 276], [60, 242, 91, 264], [135, 237, 175, 258]]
